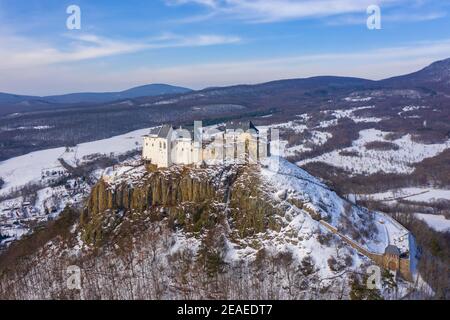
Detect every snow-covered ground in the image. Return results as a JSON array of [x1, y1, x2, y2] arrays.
[[360, 188, 450, 203], [0, 127, 149, 196], [415, 214, 450, 233], [344, 96, 373, 102], [271, 121, 308, 133], [0, 176, 91, 244], [0, 125, 54, 131], [259, 121, 333, 156], [283, 131, 332, 156], [261, 157, 410, 255], [317, 106, 383, 128], [298, 129, 450, 175], [398, 105, 428, 117], [0, 127, 153, 246]]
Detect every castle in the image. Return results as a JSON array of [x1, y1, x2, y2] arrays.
[[142, 121, 413, 281], [142, 121, 269, 168]]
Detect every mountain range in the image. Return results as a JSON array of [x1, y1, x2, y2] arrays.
[[1, 57, 450, 109], [0, 84, 192, 105]]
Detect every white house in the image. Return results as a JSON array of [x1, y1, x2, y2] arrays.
[[143, 121, 269, 168]]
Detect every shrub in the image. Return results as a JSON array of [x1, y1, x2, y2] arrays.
[[344, 254, 353, 267], [364, 141, 400, 151], [349, 275, 383, 300], [300, 255, 315, 276], [327, 256, 338, 271], [384, 132, 404, 141], [339, 150, 359, 157], [328, 256, 347, 272], [317, 231, 332, 246]]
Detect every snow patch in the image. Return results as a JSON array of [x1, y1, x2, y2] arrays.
[[299, 129, 450, 175], [415, 214, 450, 233]]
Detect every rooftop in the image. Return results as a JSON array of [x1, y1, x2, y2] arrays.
[[148, 125, 173, 138], [384, 245, 400, 256], [225, 120, 259, 133]]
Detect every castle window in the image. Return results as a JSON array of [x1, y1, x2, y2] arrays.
[[159, 142, 162, 148], [163, 142, 166, 149]]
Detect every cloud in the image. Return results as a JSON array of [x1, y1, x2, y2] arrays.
[[3, 38, 450, 95], [126, 38, 450, 87], [167, 0, 219, 7], [168, 0, 407, 23], [0, 32, 241, 70], [328, 9, 446, 26]]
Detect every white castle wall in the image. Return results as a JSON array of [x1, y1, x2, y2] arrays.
[[143, 126, 268, 168], [143, 135, 171, 168], [171, 139, 194, 165]]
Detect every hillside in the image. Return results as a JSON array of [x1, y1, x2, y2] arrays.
[[382, 58, 450, 94], [44, 84, 193, 104], [0, 157, 426, 299], [0, 83, 192, 106]]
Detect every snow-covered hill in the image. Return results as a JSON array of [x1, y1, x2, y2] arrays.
[[0, 156, 429, 299], [261, 157, 410, 254], [0, 127, 149, 196], [0, 127, 151, 247]]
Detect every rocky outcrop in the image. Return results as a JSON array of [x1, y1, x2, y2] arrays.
[[82, 164, 282, 246], [87, 169, 218, 216]]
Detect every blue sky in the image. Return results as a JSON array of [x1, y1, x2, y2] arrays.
[[1, 0, 450, 95]]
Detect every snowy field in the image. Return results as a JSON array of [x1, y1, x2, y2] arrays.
[[260, 121, 333, 156], [415, 214, 450, 233], [317, 106, 384, 128], [298, 129, 450, 175], [360, 188, 450, 203], [0, 127, 149, 196]]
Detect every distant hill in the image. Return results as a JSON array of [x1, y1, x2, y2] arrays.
[[44, 84, 193, 104], [0, 92, 42, 104], [0, 84, 192, 105], [381, 58, 450, 94]]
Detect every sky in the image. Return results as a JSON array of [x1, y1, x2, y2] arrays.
[[1, 0, 450, 95]]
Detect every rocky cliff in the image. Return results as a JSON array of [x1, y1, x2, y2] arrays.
[[81, 164, 283, 247]]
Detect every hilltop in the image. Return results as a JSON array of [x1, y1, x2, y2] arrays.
[[0, 157, 424, 299]]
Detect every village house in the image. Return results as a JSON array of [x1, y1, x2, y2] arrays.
[[142, 121, 269, 168]]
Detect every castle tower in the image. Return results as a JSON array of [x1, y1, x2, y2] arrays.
[[384, 245, 401, 272]]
